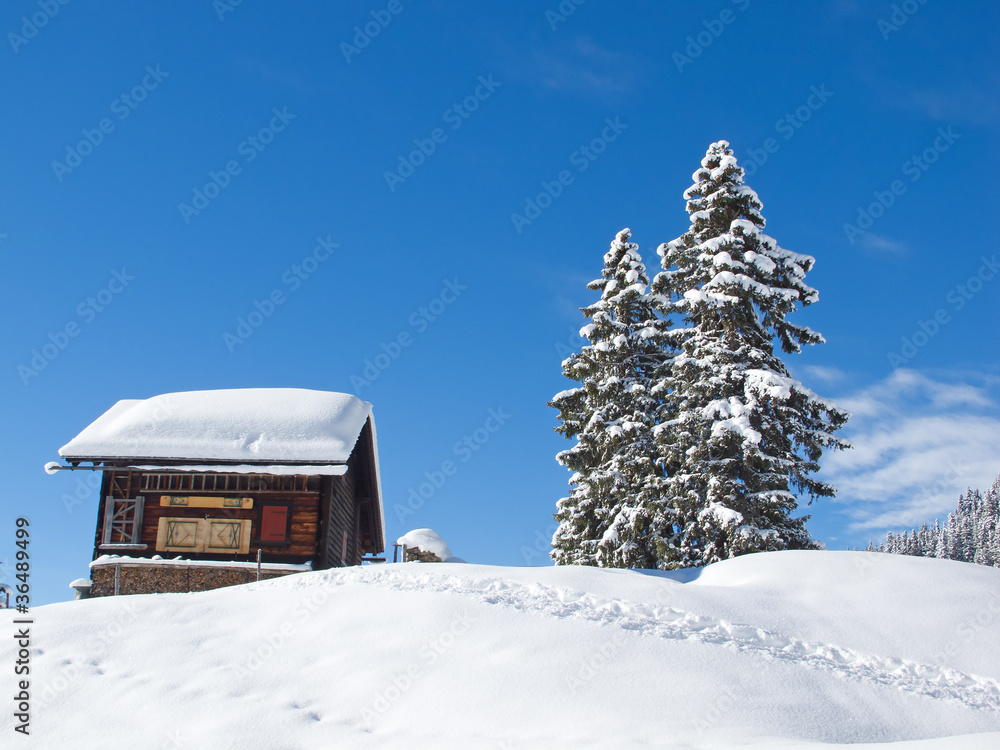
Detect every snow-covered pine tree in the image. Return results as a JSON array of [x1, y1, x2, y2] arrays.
[[950, 492, 975, 562], [980, 476, 1000, 566], [550, 229, 675, 568], [651, 140, 850, 566]]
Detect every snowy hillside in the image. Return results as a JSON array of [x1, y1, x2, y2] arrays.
[[4, 551, 1000, 749]]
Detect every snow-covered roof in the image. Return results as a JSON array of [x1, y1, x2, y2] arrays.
[[59, 388, 373, 465]]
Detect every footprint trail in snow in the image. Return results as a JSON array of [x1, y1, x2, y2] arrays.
[[293, 568, 1000, 712]]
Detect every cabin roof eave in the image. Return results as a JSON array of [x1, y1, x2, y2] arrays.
[[58, 456, 350, 466], [47, 459, 350, 476]]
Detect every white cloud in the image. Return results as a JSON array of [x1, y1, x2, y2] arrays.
[[496, 34, 641, 103], [860, 233, 907, 254], [896, 82, 1000, 128], [862, 70, 1000, 128], [820, 369, 1000, 533], [797, 364, 846, 385]]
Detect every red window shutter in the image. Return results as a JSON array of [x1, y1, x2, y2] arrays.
[[260, 505, 289, 543]]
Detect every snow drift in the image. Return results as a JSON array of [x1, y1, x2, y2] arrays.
[[3, 551, 999, 749]]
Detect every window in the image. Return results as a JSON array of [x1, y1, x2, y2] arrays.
[[260, 504, 291, 544], [100, 496, 146, 550]]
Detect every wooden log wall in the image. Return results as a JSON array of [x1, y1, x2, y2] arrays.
[[95, 470, 321, 564], [322, 471, 358, 567]]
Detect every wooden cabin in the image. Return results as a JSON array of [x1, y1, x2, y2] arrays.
[[49, 388, 385, 596]]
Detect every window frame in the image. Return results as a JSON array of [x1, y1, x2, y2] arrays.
[[100, 495, 147, 551]]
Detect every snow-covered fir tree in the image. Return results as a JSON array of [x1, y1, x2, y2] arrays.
[[651, 140, 850, 567], [550, 229, 675, 568], [867, 472, 1000, 567]]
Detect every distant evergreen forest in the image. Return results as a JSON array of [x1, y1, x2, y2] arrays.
[[866, 473, 1000, 568]]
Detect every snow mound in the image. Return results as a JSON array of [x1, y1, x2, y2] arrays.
[[397, 528, 454, 561], [3, 551, 999, 749]]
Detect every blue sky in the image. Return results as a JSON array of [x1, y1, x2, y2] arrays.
[[2, 1, 999, 604]]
